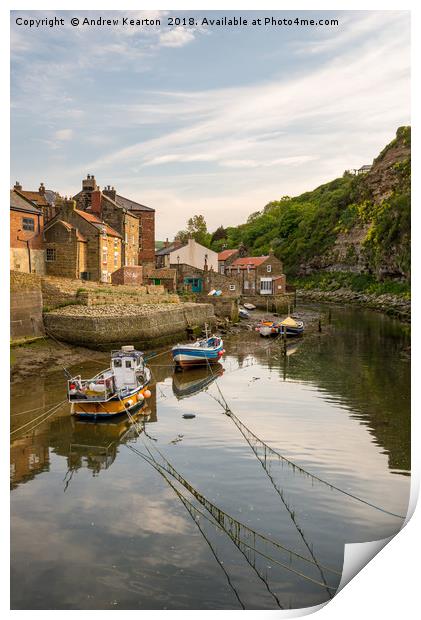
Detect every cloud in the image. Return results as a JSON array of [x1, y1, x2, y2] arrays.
[[54, 128, 73, 141], [159, 27, 195, 47]]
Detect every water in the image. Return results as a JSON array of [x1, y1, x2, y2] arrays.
[[10, 303, 411, 610]]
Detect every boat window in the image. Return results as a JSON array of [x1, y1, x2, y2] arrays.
[[113, 359, 122, 368], [125, 360, 132, 368]]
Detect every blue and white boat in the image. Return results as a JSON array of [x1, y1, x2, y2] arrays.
[[172, 335, 225, 368]]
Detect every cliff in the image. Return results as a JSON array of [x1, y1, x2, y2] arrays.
[[216, 127, 411, 289]]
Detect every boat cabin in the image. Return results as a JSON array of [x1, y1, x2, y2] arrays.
[[111, 346, 146, 391]]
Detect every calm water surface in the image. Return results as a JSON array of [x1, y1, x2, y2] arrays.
[[10, 304, 411, 610]]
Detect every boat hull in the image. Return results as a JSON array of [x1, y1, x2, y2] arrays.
[[72, 386, 150, 420], [172, 347, 224, 367]]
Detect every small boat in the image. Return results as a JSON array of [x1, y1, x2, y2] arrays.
[[255, 320, 279, 337], [172, 335, 225, 368], [279, 316, 304, 336], [239, 307, 250, 319], [67, 345, 152, 420], [243, 303, 256, 311], [172, 364, 224, 400]]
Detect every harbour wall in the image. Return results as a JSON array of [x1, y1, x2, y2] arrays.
[[10, 271, 45, 341], [43, 303, 216, 350]]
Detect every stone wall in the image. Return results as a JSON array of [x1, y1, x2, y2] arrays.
[[10, 271, 44, 340], [241, 292, 295, 313], [41, 275, 178, 310], [196, 295, 239, 321], [43, 302, 215, 349]]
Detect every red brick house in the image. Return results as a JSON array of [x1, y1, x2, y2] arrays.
[[10, 190, 45, 274], [13, 181, 61, 223], [74, 175, 155, 266], [225, 253, 285, 295]]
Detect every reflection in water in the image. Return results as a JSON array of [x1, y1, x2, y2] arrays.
[[172, 364, 224, 400], [10, 304, 410, 610]]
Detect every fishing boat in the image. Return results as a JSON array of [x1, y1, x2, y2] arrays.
[[243, 303, 256, 311], [279, 316, 304, 336], [67, 345, 152, 420], [172, 334, 225, 368], [172, 364, 224, 400], [255, 320, 279, 337]]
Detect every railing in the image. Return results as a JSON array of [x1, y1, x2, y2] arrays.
[[67, 372, 115, 402]]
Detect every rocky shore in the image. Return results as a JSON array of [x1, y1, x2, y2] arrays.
[[297, 288, 410, 322]]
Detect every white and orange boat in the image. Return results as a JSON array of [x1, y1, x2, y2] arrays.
[[67, 345, 152, 420]]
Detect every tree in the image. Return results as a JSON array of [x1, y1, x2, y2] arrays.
[[175, 214, 211, 247]]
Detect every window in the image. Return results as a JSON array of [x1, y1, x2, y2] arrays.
[[267, 264, 272, 273], [114, 239, 118, 249], [260, 278, 273, 294], [22, 217, 34, 231], [219, 265, 225, 274], [102, 251, 108, 264], [125, 360, 132, 368], [114, 251, 119, 268], [46, 248, 56, 262], [113, 359, 122, 368], [229, 284, 236, 291], [244, 281, 249, 290]]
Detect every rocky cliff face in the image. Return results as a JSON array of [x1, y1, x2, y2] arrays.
[[301, 127, 410, 279]]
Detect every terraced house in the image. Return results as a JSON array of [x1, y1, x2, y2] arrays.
[[74, 174, 155, 266], [44, 198, 122, 282]]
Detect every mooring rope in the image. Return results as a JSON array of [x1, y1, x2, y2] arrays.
[[10, 400, 67, 436], [129, 441, 338, 592]]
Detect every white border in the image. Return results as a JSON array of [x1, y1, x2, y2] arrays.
[[3, 1, 418, 618]]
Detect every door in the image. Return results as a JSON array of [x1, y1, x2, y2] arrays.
[[184, 277, 203, 292]]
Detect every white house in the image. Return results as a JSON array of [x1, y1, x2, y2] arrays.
[[166, 238, 218, 272]]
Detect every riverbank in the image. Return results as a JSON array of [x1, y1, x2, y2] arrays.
[[296, 288, 410, 322], [10, 338, 107, 384]]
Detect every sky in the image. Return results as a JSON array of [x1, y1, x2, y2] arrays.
[[10, 10, 410, 239]]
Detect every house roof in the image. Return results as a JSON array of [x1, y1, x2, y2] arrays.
[[115, 193, 154, 212], [74, 209, 122, 238], [10, 190, 42, 215], [45, 219, 88, 242], [218, 249, 238, 261], [144, 266, 177, 280], [231, 256, 269, 269], [155, 241, 185, 256], [17, 190, 49, 207]]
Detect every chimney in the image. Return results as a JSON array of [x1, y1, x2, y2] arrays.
[[14, 181, 22, 191], [60, 197, 77, 218], [91, 189, 102, 215], [82, 174, 98, 192], [164, 237, 169, 248], [39, 182, 45, 195], [103, 185, 116, 201]]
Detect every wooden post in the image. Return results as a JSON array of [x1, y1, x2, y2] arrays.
[[282, 327, 287, 356]]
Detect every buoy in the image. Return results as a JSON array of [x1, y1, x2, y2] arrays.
[[144, 389, 152, 399]]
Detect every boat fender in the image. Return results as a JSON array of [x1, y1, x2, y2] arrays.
[[144, 389, 152, 399]]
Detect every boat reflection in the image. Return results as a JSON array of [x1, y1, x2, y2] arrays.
[[65, 408, 151, 481], [172, 364, 224, 400]]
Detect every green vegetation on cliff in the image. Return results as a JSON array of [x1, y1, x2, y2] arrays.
[[210, 127, 411, 290]]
